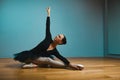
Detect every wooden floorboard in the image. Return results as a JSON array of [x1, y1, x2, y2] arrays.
[[0, 57, 120, 80]]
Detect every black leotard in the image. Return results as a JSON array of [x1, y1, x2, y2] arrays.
[[14, 17, 70, 65]]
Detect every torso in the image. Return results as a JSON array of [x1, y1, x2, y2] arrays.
[[47, 44, 55, 51]]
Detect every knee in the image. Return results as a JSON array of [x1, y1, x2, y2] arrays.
[[46, 58, 53, 63]]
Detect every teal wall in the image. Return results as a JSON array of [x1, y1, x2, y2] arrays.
[[107, 0, 120, 54], [0, 0, 104, 58]]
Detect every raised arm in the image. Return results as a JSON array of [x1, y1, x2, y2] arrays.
[[45, 7, 52, 39]]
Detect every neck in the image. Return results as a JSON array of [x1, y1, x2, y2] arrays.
[[51, 41, 58, 48]]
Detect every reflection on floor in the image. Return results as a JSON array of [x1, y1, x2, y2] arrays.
[[0, 57, 120, 80]]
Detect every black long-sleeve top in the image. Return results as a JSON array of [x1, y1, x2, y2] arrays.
[[30, 17, 70, 65]]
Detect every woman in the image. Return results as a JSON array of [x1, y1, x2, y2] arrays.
[[14, 7, 84, 70]]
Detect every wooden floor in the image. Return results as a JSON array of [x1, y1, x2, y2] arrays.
[[0, 57, 120, 80]]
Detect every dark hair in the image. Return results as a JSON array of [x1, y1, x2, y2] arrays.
[[62, 35, 67, 45]]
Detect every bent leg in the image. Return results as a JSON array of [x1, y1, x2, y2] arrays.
[[32, 57, 66, 68]]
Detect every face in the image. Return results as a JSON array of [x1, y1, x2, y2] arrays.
[[54, 34, 64, 44]]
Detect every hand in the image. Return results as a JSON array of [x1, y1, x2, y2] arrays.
[[69, 63, 84, 70], [46, 7, 50, 16]]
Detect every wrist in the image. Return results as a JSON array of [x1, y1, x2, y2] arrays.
[[47, 13, 50, 17]]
